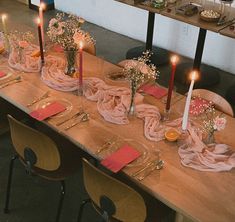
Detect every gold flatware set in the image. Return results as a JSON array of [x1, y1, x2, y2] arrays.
[[0, 76, 22, 89], [131, 159, 164, 181]]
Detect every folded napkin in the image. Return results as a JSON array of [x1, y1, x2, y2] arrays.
[[139, 84, 168, 99], [0, 71, 6, 78], [30, 102, 66, 121], [189, 97, 211, 116], [101, 145, 141, 173], [53, 44, 63, 53]]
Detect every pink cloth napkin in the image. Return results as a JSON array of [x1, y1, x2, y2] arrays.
[[189, 97, 211, 116], [101, 145, 141, 173], [139, 84, 168, 99], [30, 102, 66, 121], [53, 44, 63, 53], [0, 71, 6, 78]]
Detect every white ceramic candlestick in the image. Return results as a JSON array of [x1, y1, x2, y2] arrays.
[[182, 71, 197, 131]]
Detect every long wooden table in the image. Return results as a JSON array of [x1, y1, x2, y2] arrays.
[[0, 53, 235, 222]]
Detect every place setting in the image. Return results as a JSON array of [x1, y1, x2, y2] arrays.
[[0, 65, 22, 89]]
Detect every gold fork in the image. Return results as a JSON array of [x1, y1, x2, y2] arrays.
[[137, 160, 164, 181]]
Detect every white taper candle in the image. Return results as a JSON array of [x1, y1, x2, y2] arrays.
[[182, 71, 198, 131]]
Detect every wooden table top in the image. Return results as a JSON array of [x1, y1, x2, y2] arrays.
[[0, 53, 235, 222], [219, 22, 235, 39]]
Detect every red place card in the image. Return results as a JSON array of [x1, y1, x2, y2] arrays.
[[139, 84, 168, 99], [0, 71, 6, 78], [30, 102, 66, 121], [101, 145, 140, 173]]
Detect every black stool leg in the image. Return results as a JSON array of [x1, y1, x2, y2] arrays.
[[4, 155, 18, 214], [77, 199, 91, 222], [55, 180, 65, 222]]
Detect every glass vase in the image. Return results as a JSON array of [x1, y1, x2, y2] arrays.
[[128, 82, 137, 116], [64, 49, 78, 77], [18, 47, 23, 64], [204, 131, 215, 145]]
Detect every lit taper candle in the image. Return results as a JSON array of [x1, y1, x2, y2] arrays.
[[79, 41, 83, 89], [36, 18, 44, 64], [1, 14, 10, 50], [182, 71, 198, 131], [166, 55, 179, 111], [39, 3, 46, 47]]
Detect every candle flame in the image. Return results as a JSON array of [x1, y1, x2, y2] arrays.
[[39, 2, 46, 10], [170, 55, 179, 65], [36, 17, 41, 25], [79, 41, 83, 49], [2, 14, 7, 21], [190, 70, 199, 81]]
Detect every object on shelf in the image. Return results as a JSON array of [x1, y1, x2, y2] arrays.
[[219, 0, 234, 17], [176, 3, 199, 16], [200, 9, 221, 22], [152, 0, 166, 9], [217, 16, 235, 26]]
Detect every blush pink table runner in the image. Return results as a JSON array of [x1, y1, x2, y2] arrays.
[[8, 43, 41, 73], [40, 55, 235, 172]]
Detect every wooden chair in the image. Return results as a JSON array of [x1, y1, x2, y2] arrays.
[[192, 89, 234, 117], [77, 158, 147, 222], [4, 115, 81, 222]]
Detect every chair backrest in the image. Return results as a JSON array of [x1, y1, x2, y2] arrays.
[[117, 59, 150, 72], [82, 158, 147, 222], [192, 89, 234, 117], [8, 115, 61, 171]]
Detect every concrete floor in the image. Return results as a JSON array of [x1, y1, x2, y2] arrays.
[[0, 0, 235, 222]]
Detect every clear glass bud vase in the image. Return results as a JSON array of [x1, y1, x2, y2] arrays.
[[64, 49, 78, 77], [128, 82, 137, 116]]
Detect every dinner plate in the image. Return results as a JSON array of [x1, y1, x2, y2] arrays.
[[99, 138, 150, 167], [36, 98, 73, 118]]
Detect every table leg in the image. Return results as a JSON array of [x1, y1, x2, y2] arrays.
[[146, 12, 155, 50], [175, 28, 220, 88], [126, 12, 169, 66], [193, 28, 207, 70]]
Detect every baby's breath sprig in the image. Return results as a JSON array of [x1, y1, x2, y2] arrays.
[[124, 50, 159, 90], [202, 105, 226, 135]]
